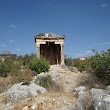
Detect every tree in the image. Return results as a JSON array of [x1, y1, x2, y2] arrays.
[[90, 49, 110, 85]]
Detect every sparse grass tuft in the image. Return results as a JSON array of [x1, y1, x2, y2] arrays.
[[36, 75, 64, 92], [10, 68, 33, 84], [0, 77, 11, 93], [78, 73, 105, 89]]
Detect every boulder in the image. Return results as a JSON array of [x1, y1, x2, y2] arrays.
[[90, 88, 110, 110], [73, 86, 86, 95], [73, 91, 90, 110], [73, 86, 90, 110], [37, 70, 62, 81], [7, 82, 47, 102], [71, 67, 79, 73], [106, 85, 110, 91], [90, 88, 109, 98]]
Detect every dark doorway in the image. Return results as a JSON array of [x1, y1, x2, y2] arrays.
[[40, 42, 61, 65]]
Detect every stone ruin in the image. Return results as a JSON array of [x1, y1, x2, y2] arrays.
[[34, 33, 65, 65]]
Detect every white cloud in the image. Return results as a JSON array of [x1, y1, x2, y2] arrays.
[[1, 44, 7, 47], [10, 24, 16, 28], [100, 4, 108, 8], [9, 40, 15, 43], [75, 50, 92, 57], [96, 42, 110, 46], [85, 50, 92, 54], [75, 53, 84, 57], [16, 49, 21, 51]]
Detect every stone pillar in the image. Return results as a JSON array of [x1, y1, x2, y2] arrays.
[[36, 43, 40, 58], [60, 43, 64, 65]]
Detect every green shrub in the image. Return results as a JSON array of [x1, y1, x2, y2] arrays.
[[64, 55, 74, 67], [36, 75, 63, 92], [0, 56, 22, 77], [0, 60, 10, 77], [29, 57, 49, 75], [37, 75, 54, 89], [90, 49, 110, 85], [73, 58, 86, 72]]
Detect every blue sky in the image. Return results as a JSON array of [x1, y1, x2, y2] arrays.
[[0, 0, 110, 58]]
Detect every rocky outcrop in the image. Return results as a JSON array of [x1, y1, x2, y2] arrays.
[[73, 86, 90, 110], [90, 88, 110, 110], [7, 82, 47, 102]]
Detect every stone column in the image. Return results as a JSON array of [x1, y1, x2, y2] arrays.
[[36, 43, 40, 58], [60, 43, 64, 65]]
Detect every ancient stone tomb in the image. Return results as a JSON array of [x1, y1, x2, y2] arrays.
[[34, 33, 65, 65]]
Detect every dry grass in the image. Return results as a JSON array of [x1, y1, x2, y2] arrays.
[[0, 93, 7, 103], [13, 97, 33, 110], [0, 76, 11, 93], [77, 73, 105, 89]]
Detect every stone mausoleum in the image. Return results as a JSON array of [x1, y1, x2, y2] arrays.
[[34, 33, 65, 65]]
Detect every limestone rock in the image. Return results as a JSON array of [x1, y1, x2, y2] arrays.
[[31, 104, 37, 109], [37, 70, 62, 81], [73, 86, 86, 94], [71, 67, 79, 73], [7, 82, 47, 102], [73, 86, 90, 110], [74, 91, 89, 110], [106, 85, 110, 91], [90, 88, 110, 110], [90, 88, 109, 98]]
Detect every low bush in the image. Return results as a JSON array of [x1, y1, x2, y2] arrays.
[[78, 74, 105, 89], [37, 75, 54, 89], [64, 55, 74, 67], [0, 60, 10, 77], [73, 58, 87, 72], [29, 57, 49, 75], [36, 75, 63, 92]]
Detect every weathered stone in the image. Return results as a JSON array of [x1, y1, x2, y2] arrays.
[[71, 67, 79, 73], [31, 104, 37, 110], [90, 88, 108, 98], [7, 82, 47, 102], [106, 85, 110, 91], [74, 91, 90, 110], [37, 70, 62, 82], [73, 86, 86, 94], [90, 88, 110, 110]]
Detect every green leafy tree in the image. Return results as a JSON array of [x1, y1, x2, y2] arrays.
[[90, 49, 110, 85]]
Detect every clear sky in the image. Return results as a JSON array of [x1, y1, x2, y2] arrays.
[[0, 0, 110, 58]]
